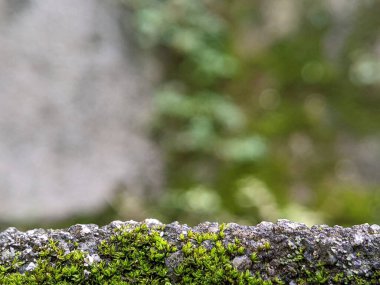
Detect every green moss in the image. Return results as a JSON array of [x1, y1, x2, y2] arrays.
[[0, 224, 379, 284], [171, 226, 265, 284]]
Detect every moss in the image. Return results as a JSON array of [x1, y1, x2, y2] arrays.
[[0, 223, 379, 284], [169, 226, 266, 284]]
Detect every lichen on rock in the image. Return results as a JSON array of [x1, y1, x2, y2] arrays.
[[0, 219, 379, 284]]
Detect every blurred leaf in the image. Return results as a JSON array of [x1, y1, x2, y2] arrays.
[[218, 136, 266, 162], [154, 88, 193, 118]]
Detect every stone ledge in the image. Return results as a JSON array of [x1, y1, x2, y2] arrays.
[[0, 219, 379, 284]]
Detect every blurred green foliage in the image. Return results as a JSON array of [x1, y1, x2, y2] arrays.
[[122, 0, 380, 226]]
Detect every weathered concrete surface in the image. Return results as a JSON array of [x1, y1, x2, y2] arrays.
[[0, 220, 379, 283], [0, 0, 162, 222]]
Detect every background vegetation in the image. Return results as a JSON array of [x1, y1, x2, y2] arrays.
[[5, 0, 379, 232], [118, 0, 380, 227]]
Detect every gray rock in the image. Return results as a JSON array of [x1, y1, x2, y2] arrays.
[[1, 219, 379, 283], [0, 0, 162, 222], [232, 255, 252, 270]]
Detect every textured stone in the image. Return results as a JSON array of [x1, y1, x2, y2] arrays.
[[0, 0, 162, 222], [232, 255, 252, 270], [0, 219, 379, 283]]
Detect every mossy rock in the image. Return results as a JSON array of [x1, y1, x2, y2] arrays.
[[0, 219, 379, 284]]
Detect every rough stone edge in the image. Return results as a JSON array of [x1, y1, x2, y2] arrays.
[[0, 219, 379, 284]]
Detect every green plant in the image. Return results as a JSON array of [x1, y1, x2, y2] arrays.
[[120, 0, 380, 226]]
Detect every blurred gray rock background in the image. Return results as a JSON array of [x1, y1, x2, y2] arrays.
[[0, 0, 163, 222]]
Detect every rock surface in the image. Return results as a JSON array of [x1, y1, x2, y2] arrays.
[[0, 0, 162, 222], [0, 219, 379, 283]]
